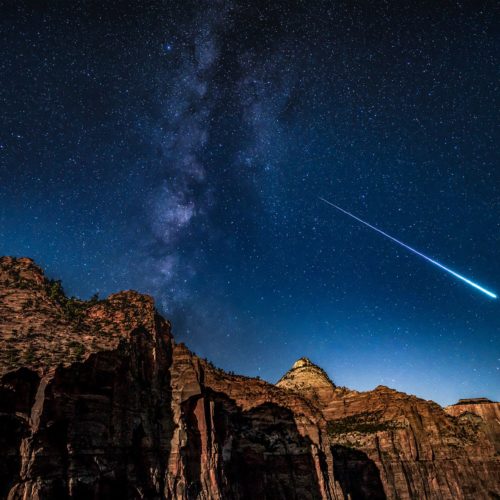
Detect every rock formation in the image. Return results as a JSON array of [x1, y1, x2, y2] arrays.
[[445, 398, 500, 454], [0, 256, 499, 499]]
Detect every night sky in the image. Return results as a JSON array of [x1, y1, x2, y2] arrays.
[[1, 0, 498, 405]]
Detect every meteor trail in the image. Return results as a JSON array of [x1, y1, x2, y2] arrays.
[[319, 197, 497, 299]]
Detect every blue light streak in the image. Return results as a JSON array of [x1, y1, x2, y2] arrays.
[[319, 197, 497, 299]]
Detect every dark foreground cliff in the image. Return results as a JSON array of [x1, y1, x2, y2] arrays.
[[0, 257, 499, 499]]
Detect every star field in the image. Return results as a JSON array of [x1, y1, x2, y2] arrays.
[[1, 0, 498, 405]]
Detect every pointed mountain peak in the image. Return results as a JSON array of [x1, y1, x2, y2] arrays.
[[291, 357, 315, 370], [276, 357, 336, 404]]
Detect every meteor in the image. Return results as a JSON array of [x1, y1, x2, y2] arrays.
[[319, 197, 497, 299]]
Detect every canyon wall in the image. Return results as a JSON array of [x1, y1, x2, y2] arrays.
[[0, 257, 499, 499]]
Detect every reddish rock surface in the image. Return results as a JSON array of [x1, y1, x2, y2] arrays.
[[445, 398, 500, 453], [0, 257, 499, 499]]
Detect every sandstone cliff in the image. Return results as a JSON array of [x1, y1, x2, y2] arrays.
[[0, 257, 499, 499], [445, 398, 500, 454]]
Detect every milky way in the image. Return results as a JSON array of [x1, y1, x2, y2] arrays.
[[1, 0, 498, 405]]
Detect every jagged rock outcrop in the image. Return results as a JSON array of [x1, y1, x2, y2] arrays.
[[0, 257, 499, 499], [0, 256, 157, 375], [445, 398, 500, 453], [276, 357, 341, 406]]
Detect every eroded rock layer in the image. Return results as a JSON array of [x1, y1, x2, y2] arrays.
[[0, 257, 499, 499], [445, 399, 500, 453]]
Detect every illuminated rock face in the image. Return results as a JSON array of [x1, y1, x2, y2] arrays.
[[445, 399, 500, 453], [1, 257, 499, 499]]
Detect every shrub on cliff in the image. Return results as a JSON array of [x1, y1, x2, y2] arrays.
[[46, 279, 98, 323]]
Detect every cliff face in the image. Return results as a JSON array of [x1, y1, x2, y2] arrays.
[[0, 256, 158, 375], [445, 399, 500, 454], [0, 257, 499, 499], [0, 258, 174, 499]]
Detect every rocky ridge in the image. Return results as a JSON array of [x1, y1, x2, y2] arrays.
[[0, 256, 156, 375], [0, 257, 499, 499]]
